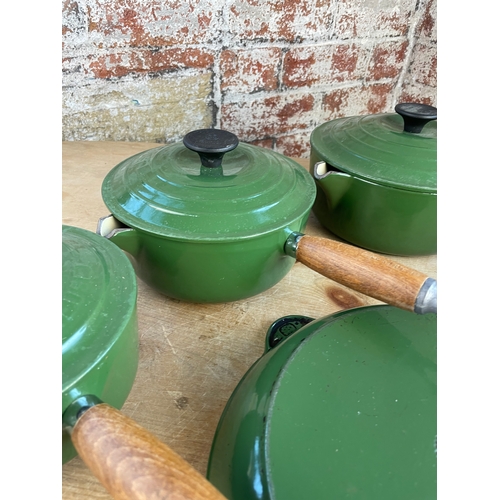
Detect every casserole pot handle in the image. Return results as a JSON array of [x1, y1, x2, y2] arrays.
[[313, 161, 352, 209], [285, 234, 437, 314], [97, 215, 140, 258], [64, 396, 227, 500], [265, 315, 315, 351]]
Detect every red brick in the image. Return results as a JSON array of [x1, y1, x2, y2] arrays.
[[87, 0, 220, 47], [62, 0, 86, 37], [246, 138, 274, 150], [406, 42, 437, 87], [331, 44, 363, 79], [282, 50, 317, 87], [398, 87, 436, 107], [323, 83, 394, 119], [228, 0, 332, 43], [323, 88, 351, 116], [283, 43, 367, 88], [416, 0, 437, 41], [275, 132, 311, 158], [367, 40, 409, 81], [363, 83, 396, 114], [88, 48, 214, 79], [220, 48, 281, 93], [221, 94, 315, 141], [335, 0, 413, 39], [377, 10, 411, 37], [335, 13, 356, 38]]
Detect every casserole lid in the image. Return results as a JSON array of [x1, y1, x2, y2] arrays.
[[310, 103, 437, 193], [62, 225, 137, 391], [101, 129, 316, 241]]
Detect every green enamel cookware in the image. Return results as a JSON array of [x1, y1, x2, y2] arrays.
[[62, 224, 139, 464], [310, 103, 437, 256], [207, 305, 437, 500], [62, 225, 227, 500], [97, 129, 437, 314]]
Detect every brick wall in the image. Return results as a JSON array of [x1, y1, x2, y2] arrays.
[[62, 0, 437, 158]]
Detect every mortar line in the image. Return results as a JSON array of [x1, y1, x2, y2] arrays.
[[393, 0, 426, 106], [63, 36, 411, 60]]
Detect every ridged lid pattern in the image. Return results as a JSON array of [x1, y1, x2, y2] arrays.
[[62, 225, 137, 390], [101, 140, 317, 240], [310, 110, 437, 193]]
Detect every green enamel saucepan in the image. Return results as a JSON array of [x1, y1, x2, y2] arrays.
[[309, 103, 437, 256], [97, 129, 436, 314], [207, 305, 437, 500], [62, 225, 227, 500]]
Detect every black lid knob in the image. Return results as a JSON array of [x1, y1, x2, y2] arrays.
[[395, 103, 437, 134], [183, 129, 239, 168]]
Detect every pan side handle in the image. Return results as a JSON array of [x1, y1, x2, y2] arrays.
[[290, 234, 436, 314], [69, 403, 227, 500]]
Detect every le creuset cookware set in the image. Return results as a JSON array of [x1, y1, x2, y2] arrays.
[[62, 103, 437, 499]]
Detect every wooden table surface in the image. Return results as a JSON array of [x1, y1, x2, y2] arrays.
[[62, 141, 437, 499]]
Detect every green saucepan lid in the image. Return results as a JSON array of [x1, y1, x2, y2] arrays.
[[62, 225, 139, 463], [101, 129, 316, 241], [265, 306, 437, 499], [62, 224, 138, 406], [310, 103, 437, 193]]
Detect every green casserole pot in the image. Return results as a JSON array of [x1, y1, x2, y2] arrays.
[[98, 129, 314, 304], [310, 103, 437, 256], [97, 129, 437, 314], [207, 305, 437, 500]]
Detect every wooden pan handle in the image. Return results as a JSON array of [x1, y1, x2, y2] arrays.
[[70, 403, 227, 500], [294, 235, 436, 314]]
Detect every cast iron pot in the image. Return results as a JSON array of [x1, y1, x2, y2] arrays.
[[309, 103, 437, 256], [62, 225, 227, 500], [207, 305, 437, 500], [97, 129, 436, 314]]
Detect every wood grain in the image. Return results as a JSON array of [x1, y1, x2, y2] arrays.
[[296, 235, 430, 312], [72, 404, 227, 500], [62, 142, 437, 499]]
